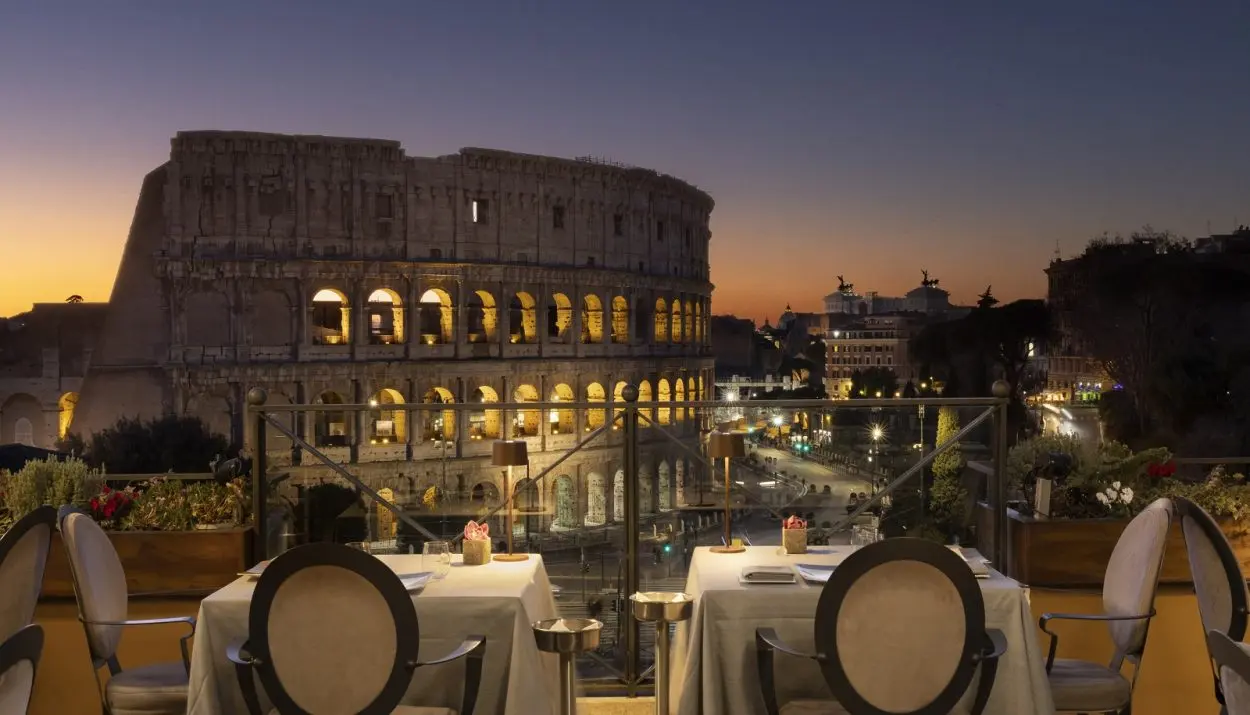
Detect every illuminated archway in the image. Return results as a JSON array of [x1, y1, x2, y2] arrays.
[[58, 392, 78, 438], [612, 469, 625, 521], [585, 472, 607, 525], [469, 386, 500, 439], [549, 383, 575, 435], [418, 288, 453, 344], [509, 292, 538, 344], [657, 378, 672, 425], [585, 382, 606, 430], [674, 379, 686, 422], [581, 294, 603, 343], [312, 288, 349, 345], [659, 462, 672, 511], [422, 387, 455, 440], [613, 381, 629, 424], [611, 296, 629, 343], [653, 299, 669, 343], [367, 387, 406, 443], [637, 380, 653, 425], [552, 475, 576, 529], [548, 293, 573, 342], [513, 384, 540, 437], [366, 288, 404, 344], [671, 300, 683, 343], [314, 390, 349, 447], [467, 290, 497, 343], [684, 299, 694, 345]]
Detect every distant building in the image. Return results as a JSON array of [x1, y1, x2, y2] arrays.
[[710, 315, 759, 379], [0, 302, 106, 447], [823, 314, 926, 398]]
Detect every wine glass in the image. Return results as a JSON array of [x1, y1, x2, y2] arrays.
[[423, 541, 451, 580]]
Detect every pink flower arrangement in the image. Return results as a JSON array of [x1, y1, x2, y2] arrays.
[[783, 515, 807, 530], [463, 520, 490, 541]]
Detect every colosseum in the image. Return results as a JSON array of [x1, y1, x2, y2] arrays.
[[72, 130, 716, 531]]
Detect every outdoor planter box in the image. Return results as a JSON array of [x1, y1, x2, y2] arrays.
[[974, 503, 1250, 588], [42, 527, 253, 598]]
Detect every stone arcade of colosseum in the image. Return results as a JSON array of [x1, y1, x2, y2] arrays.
[[71, 130, 716, 530]]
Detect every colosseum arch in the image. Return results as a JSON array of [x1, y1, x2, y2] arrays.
[[311, 288, 350, 345], [675, 460, 687, 507], [58, 392, 78, 439], [509, 292, 538, 344], [581, 294, 603, 343], [470, 480, 501, 506], [670, 300, 683, 344], [657, 379, 672, 425], [313, 390, 349, 447], [367, 387, 405, 443], [551, 474, 576, 529], [512, 384, 540, 437], [658, 461, 672, 511], [674, 379, 686, 422], [548, 293, 573, 343], [549, 383, 575, 435], [637, 380, 653, 424], [422, 386, 455, 440], [687, 377, 697, 422], [612, 381, 629, 422], [185, 290, 231, 346], [2, 393, 41, 446], [585, 472, 607, 526], [639, 465, 655, 514], [249, 290, 293, 346], [613, 469, 625, 521], [694, 302, 704, 344], [418, 289, 454, 344], [467, 290, 498, 343], [366, 289, 404, 345], [469, 385, 500, 439], [611, 296, 629, 343], [261, 389, 296, 454], [654, 299, 669, 342], [585, 382, 606, 430], [684, 299, 694, 344]]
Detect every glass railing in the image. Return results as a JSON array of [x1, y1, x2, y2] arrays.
[[245, 388, 1012, 694]]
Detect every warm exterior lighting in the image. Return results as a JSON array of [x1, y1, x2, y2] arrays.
[[870, 424, 885, 441], [772, 416, 783, 427]]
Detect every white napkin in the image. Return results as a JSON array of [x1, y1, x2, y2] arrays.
[[795, 564, 835, 583], [398, 572, 432, 591], [740, 565, 796, 584]]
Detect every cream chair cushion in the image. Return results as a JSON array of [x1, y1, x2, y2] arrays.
[[0, 522, 50, 642], [1046, 658, 1132, 713], [1102, 500, 1170, 656], [61, 513, 129, 659], [105, 661, 188, 715]]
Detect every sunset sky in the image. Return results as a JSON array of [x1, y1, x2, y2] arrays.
[[1, 1, 1247, 322]]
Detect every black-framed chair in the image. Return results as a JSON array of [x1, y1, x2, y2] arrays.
[[0, 506, 56, 642], [1209, 631, 1250, 715], [1040, 497, 1172, 714], [0, 624, 44, 715], [227, 542, 487, 715], [60, 511, 195, 715], [755, 537, 1007, 715], [1175, 496, 1250, 711]]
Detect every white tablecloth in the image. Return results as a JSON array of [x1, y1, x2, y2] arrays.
[[671, 546, 1055, 715], [186, 553, 560, 715]]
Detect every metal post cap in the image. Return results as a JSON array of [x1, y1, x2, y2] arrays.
[[991, 380, 1011, 399], [246, 388, 268, 406], [621, 384, 639, 402]]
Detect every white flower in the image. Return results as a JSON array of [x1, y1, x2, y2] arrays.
[[1105, 487, 1117, 499], [1121, 487, 1134, 503], [1096, 492, 1110, 505], [1112, 481, 1122, 490]]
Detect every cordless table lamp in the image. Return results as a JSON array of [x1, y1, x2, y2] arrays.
[[707, 430, 746, 554], [492, 439, 530, 561]]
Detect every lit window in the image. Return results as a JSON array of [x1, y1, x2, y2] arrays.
[[472, 198, 489, 224]]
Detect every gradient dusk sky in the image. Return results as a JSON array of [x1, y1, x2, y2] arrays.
[[1, 2, 1247, 322]]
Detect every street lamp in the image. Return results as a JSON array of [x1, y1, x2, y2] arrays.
[[772, 416, 783, 427]]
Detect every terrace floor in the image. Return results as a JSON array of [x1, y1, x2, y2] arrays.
[[30, 587, 1218, 714]]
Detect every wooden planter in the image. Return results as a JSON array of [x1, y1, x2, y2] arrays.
[[974, 503, 1250, 588], [43, 527, 253, 598]]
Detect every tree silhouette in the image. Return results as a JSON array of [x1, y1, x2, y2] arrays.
[[976, 286, 998, 309], [65, 295, 83, 304]]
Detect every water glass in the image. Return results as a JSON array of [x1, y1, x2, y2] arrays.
[[423, 541, 451, 580]]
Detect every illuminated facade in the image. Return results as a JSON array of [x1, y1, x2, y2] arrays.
[[73, 131, 716, 525]]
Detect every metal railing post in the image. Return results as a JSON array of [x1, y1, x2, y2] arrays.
[[247, 388, 269, 564], [991, 381, 1011, 569], [622, 384, 641, 693]]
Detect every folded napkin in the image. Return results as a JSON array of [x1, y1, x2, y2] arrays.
[[795, 564, 836, 583], [397, 572, 432, 591], [740, 565, 796, 584]]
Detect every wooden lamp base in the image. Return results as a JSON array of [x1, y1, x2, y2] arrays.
[[495, 553, 530, 562], [710, 545, 746, 554]]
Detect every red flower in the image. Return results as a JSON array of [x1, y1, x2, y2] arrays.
[[90, 497, 99, 511]]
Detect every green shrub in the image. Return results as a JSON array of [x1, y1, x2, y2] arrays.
[[2, 457, 102, 518]]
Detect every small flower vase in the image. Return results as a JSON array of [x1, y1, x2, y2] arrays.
[[782, 528, 807, 555], [463, 539, 492, 566]]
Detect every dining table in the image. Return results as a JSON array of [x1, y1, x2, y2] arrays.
[[669, 545, 1056, 715], [185, 552, 561, 715]]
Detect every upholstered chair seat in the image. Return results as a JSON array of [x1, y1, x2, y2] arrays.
[[1041, 498, 1172, 714], [1209, 631, 1250, 714], [1045, 658, 1132, 712], [0, 507, 56, 643], [0, 625, 43, 715], [757, 538, 1007, 715], [268, 707, 455, 715], [106, 661, 192, 715]]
